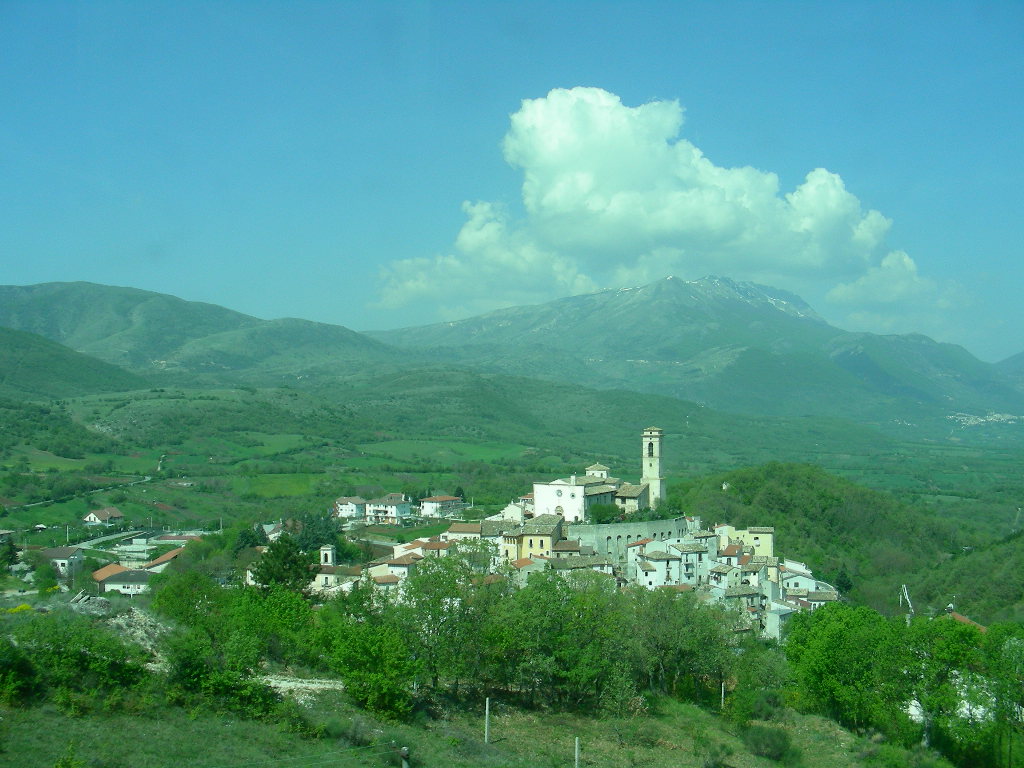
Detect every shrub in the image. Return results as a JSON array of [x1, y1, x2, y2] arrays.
[[743, 724, 801, 764]]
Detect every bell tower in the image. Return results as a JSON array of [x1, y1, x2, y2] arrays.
[[641, 427, 665, 509]]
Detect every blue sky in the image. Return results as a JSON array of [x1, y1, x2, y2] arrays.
[[2, 2, 1022, 361]]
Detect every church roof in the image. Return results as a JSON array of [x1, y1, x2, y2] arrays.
[[616, 483, 648, 499]]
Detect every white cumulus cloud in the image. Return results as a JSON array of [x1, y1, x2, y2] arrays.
[[378, 86, 947, 330]]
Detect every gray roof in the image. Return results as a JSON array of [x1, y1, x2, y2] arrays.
[[522, 514, 563, 535], [481, 520, 518, 537], [40, 546, 81, 560], [103, 569, 151, 585], [584, 484, 617, 496], [808, 591, 839, 602], [644, 550, 680, 561], [672, 543, 708, 554], [615, 483, 648, 499], [725, 586, 760, 597]]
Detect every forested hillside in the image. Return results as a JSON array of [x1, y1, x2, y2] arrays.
[[0, 327, 146, 400], [670, 463, 979, 617]]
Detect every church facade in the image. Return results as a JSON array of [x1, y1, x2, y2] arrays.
[[530, 427, 666, 523]]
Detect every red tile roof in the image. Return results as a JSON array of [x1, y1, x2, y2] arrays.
[[627, 538, 653, 548]]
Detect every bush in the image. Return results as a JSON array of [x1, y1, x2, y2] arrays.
[[726, 687, 784, 724], [743, 724, 801, 764]]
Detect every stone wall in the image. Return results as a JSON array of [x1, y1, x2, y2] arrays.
[[567, 516, 698, 563]]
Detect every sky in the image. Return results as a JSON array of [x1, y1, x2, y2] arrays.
[[2, 2, 1022, 362]]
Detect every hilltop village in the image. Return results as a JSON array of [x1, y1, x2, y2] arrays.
[[34, 427, 839, 641], [318, 427, 838, 640]]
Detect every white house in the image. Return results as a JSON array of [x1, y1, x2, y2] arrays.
[[418, 495, 463, 518], [634, 550, 681, 588], [441, 522, 482, 542], [366, 494, 412, 525], [333, 497, 367, 519], [39, 546, 83, 576], [309, 545, 359, 594], [99, 569, 151, 595], [83, 506, 124, 525]]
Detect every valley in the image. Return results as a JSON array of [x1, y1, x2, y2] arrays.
[[1, 279, 1022, 768]]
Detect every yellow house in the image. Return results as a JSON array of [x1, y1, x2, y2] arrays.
[[731, 527, 775, 558], [500, 514, 564, 561]]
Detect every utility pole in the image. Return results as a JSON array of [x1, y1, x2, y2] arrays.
[[574, 737, 580, 768]]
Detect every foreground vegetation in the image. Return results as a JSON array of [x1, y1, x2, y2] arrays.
[[6, 528, 1021, 768]]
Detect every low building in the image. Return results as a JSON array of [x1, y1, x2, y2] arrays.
[[366, 494, 412, 525], [442, 522, 482, 542], [334, 497, 367, 519], [83, 506, 124, 525], [419, 495, 464, 518], [39, 546, 83, 576], [100, 569, 151, 595]]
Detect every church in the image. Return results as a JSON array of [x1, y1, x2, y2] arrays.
[[530, 427, 666, 523]]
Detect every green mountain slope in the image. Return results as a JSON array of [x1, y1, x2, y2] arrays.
[[0, 282, 261, 367], [0, 282, 404, 381], [370, 276, 1024, 431], [0, 326, 147, 400], [909, 529, 1024, 624]]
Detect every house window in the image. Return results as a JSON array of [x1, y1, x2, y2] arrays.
[[648, 442, 654, 457], [529, 538, 534, 548]]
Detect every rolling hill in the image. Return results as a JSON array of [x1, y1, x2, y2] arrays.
[[0, 282, 406, 382], [0, 326, 147, 400]]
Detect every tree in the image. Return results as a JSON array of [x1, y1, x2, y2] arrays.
[[250, 534, 311, 593], [328, 616, 419, 719], [294, 511, 340, 552], [982, 623, 1024, 768], [0, 538, 18, 568], [231, 524, 268, 556], [12, 611, 145, 693], [905, 615, 983, 749], [786, 603, 914, 741], [588, 503, 620, 524]]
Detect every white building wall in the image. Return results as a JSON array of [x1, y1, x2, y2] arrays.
[[532, 480, 586, 522]]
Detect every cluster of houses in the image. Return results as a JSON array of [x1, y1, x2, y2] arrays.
[[333, 493, 466, 525], [306, 428, 839, 639], [35, 532, 196, 595], [22, 428, 840, 638], [307, 509, 837, 640]]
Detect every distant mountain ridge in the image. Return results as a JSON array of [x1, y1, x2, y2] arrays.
[[369, 275, 1024, 429], [1, 277, 1021, 434], [0, 282, 404, 383]]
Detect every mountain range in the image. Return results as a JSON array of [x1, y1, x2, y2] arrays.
[[1, 277, 1022, 439], [370, 276, 1024, 431]]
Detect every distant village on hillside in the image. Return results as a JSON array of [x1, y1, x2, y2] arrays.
[[14, 427, 851, 642]]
